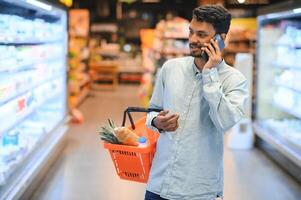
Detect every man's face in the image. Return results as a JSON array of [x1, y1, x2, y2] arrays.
[[189, 18, 216, 58]]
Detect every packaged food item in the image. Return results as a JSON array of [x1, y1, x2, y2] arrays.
[[114, 127, 139, 146], [98, 119, 139, 146], [2, 130, 19, 146]]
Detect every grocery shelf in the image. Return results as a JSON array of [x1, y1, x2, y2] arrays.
[[0, 84, 63, 137], [79, 74, 90, 88], [0, 121, 68, 199], [0, 40, 64, 46], [273, 103, 301, 120], [228, 38, 256, 42], [274, 82, 301, 94], [69, 86, 89, 109], [119, 72, 142, 84], [272, 62, 301, 70], [89, 62, 118, 90], [153, 49, 189, 56], [0, 116, 63, 185], [254, 122, 301, 167], [0, 56, 65, 73], [162, 36, 188, 40], [256, 5, 301, 183], [161, 50, 190, 55], [274, 43, 301, 49], [224, 47, 255, 54], [0, 75, 64, 106], [68, 11, 90, 109], [76, 87, 89, 106], [0, 0, 68, 198]]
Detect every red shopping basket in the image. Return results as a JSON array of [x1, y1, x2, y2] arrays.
[[103, 107, 162, 183]]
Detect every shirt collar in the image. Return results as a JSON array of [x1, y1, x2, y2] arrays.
[[193, 60, 201, 76]]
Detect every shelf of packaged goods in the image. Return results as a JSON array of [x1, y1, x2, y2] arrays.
[[0, 78, 64, 137], [274, 82, 301, 94], [272, 62, 301, 70], [224, 48, 255, 54], [162, 36, 188, 40], [0, 56, 65, 74], [0, 121, 68, 198], [118, 65, 143, 74], [79, 74, 90, 88], [119, 72, 142, 84], [273, 103, 301, 120], [154, 49, 189, 56], [69, 35, 88, 39], [0, 115, 63, 185], [80, 56, 89, 62], [68, 64, 87, 73], [69, 86, 89, 109], [89, 62, 118, 90], [0, 39, 65, 46], [274, 44, 301, 49], [68, 52, 89, 63], [253, 122, 301, 167], [0, 71, 64, 106], [228, 38, 256, 42], [161, 50, 190, 55]]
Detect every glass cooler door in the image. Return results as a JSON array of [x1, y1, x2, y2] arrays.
[[0, 0, 68, 198], [255, 9, 301, 171]]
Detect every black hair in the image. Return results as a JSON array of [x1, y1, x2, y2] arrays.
[[192, 5, 231, 34]]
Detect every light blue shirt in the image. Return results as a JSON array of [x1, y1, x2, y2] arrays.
[[146, 56, 248, 200]]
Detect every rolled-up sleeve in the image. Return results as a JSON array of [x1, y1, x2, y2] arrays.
[[146, 66, 165, 131], [202, 67, 248, 132]]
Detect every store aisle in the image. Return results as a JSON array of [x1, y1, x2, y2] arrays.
[[31, 85, 301, 200], [31, 86, 146, 200]]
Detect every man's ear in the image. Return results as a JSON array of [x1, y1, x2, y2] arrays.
[[221, 33, 227, 41]]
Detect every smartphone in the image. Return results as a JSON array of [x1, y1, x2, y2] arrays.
[[200, 34, 225, 62]]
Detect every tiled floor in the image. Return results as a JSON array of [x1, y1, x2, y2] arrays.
[[31, 85, 301, 200]]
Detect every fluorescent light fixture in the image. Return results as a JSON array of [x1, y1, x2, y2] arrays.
[[237, 0, 246, 3], [26, 0, 52, 11], [293, 8, 301, 14]]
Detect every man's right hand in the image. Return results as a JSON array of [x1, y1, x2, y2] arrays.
[[153, 110, 179, 132]]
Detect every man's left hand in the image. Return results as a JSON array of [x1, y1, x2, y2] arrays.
[[202, 39, 222, 70]]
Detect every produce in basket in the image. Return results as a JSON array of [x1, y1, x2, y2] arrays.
[[98, 119, 139, 146], [98, 119, 121, 144]]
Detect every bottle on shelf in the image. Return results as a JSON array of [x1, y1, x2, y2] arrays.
[[3, 130, 19, 146]]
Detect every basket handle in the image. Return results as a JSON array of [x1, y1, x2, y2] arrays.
[[122, 107, 163, 130]]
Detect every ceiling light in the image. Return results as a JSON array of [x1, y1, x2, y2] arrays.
[[237, 0, 246, 3]]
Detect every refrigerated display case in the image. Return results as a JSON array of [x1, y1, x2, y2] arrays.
[[0, 0, 68, 198], [254, 7, 301, 182]]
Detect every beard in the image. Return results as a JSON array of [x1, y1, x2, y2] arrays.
[[189, 43, 203, 58], [190, 50, 202, 57]]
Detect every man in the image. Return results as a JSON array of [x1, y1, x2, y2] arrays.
[[145, 4, 248, 200]]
